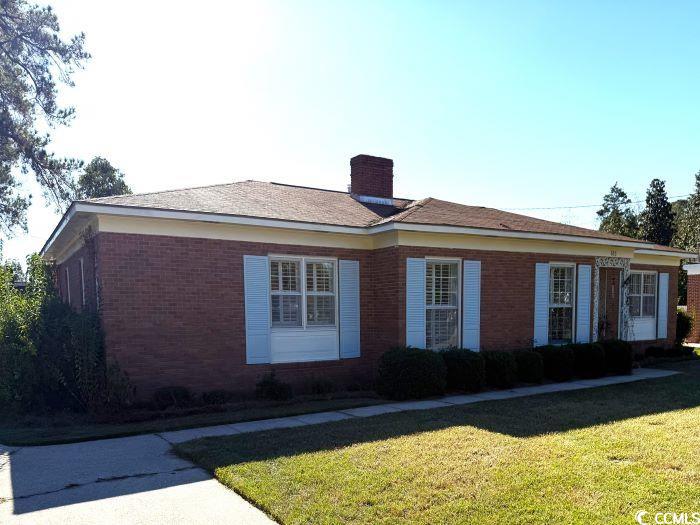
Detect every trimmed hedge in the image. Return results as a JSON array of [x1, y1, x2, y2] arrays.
[[483, 351, 517, 389], [153, 386, 193, 410], [599, 339, 634, 375], [255, 372, 293, 400], [514, 350, 544, 383], [536, 345, 575, 382], [441, 349, 485, 392], [570, 343, 607, 379], [377, 347, 447, 400]]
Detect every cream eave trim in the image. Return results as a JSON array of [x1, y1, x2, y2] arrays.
[[41, 201, 690, 259], [634, 248, 696, 258], [683, 263, 700, 275]]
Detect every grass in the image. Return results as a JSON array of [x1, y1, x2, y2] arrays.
[[0, 395, 382, 446], [177, 360, 700, 525]]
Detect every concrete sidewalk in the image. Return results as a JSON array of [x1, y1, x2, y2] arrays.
[[0, 367, 678, 524]]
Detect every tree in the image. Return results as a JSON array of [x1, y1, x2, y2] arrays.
[[597, 183, 638, 238], [673, 170, 700, 254], [0, 0, 89, 239], [638, 179, 675, 246], [73, 157, 131, 199]]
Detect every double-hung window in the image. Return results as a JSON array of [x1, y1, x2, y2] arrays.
[[426, 261, 459, 350], [628, 271, 656, 318], [548, 264, 574, 344], [270, 257, 337, 329]]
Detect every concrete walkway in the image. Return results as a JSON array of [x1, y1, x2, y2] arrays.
[[0, 367, 677, 524]]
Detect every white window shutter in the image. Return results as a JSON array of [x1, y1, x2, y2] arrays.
[[243, 255, 271, 364], [462, 260, 481, 350], [339, 259, 361, 358], [533, 263, 550, 347], [657, 272, 669, 340], [576, 264, 592, 343], [406, 258, 426, 348]]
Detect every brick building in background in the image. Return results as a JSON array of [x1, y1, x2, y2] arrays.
[[42, 154, 693, 398]]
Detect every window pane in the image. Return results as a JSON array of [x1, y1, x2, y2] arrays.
[[642, 296, 656, 317], [426, 262, 458, 307], [643, 273, 656, 295], [548, 307, 572, 343], [629, 273, 642, 295], [307, 295, 335, 326], [426, 308, 458, 350], [549, 266, 573, 305], [629, 295, 641, 317], [271, 295, 302, 327], [306, 262, 334, 293], [271, 260, 299, 292]]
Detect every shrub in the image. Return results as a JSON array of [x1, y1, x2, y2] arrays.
[[441, 349, 485, 392], [201, 389, 237, 405], [483, 351, 517, 389], [600, 339, 634, 375], [676, 309, 693, 345], [536, 345, 575, 382], [255, 372, 294, 401], [514, 350, 544, 383], [570, 343, 607, 379], [303, 377, 336, 396], [376, 347, 446, 400], [153, 386, 193, 410], [645, 346, 666, 358]]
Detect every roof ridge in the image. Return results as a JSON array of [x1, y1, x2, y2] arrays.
[[82, 179, 260, 203]]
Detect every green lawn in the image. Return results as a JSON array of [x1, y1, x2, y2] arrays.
[[0, 395, 381, 446], [177, 360, 700, 525]]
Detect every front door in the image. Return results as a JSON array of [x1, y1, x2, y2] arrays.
[[598, 267, 621, 340]]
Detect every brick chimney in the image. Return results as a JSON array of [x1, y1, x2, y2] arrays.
[[350, 154, 393, 199]]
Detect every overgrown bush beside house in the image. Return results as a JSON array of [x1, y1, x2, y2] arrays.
[[600, 339, 634, 375], [0, 255, 133, 413], [377, 347, 447, 400], [676, 309, 692, 345], [514, 350, 544, 383], [536, 345, 575, 382], [483, 351, 517, 389], [441, 349, 485, 392], [570, 343, 607, 379]]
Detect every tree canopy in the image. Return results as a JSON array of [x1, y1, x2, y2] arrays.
[[0, 0, 89, 239], [73, 156, 131, 199], [638, 178, 675, 246], [596, 183, 638, 238], [672, 170, 700, 255]]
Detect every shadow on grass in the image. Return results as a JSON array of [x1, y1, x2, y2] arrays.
[[178, 361, 700, 472]]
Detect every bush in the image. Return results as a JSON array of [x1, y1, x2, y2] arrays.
[[255, 372, 294, 401], [0, 255, 133, 413], [376, 347, 447, 400], [303, 377, 336, 396], [645, 346, 666, 358], [600, 339, 634, 375], [571, 343, 607, 379], [153, 386, 193, 410], [441, 349, 485, 392], [201, 389, 237, 405], [536, 345, 575, 382], [677, 309, 693, 345], [483, 351, 517, 389], [514, 350, 544, 383]]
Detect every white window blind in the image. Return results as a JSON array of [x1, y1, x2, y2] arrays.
[[548, 264, 574, 344], [425, 261, 459, 350]]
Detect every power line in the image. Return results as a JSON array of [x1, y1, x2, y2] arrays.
[[503, 193, 692, 211]]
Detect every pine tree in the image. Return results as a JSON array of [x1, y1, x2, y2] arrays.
[[638, 179, 675, 246], [597, 183, 638, 238], [673, 171, 700, 254]]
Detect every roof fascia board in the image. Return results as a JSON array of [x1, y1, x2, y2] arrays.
[[635, 248, 696, 258], [41, 202, 687, 258]]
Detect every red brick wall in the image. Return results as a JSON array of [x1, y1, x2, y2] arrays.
[[686, 274, 699, 343], [57, 241, 98, 313], [86, 232, 679, 398]]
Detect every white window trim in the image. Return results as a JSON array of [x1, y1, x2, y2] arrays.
[[268, 255, 339, 333], [548, 262, 577, 344], [425, 257, 462, 350], [79, 258, 86, 307], [64, 267, 71, 305], [627, 269, 658, 319]]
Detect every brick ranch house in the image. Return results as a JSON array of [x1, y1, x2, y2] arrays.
[[41, 155, 693, 397]]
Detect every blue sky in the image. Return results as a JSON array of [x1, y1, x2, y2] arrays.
[[5, 0, 700, 261]]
